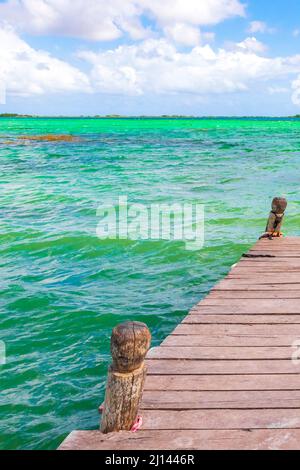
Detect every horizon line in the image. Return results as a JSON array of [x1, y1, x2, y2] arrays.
[[1, 113, 300, 119]]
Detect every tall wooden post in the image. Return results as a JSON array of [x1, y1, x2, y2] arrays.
[[260, 197, 287, 239], [100, 321, 151, 434]]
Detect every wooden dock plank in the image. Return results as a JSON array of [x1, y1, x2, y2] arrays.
[[162, 334, 299, 347], [144, 374, 300, 391], [214, 282, 300, 290], [58, 429, 300, 450], [147, 346, 296, 360], [184, 315, 300, 323], [147, 359, 300, 375], [141, 409, 300, 430], [209, 290, 300, 299], [172, 323, 300, 335], [242, 253, 300, 258], [197, 299, 300, 309], [220, 276, 300, 284], [141, 390, 300, 409], [190, 305, 300, 314]]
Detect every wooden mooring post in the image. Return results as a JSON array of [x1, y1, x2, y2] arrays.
[[260, 197, 287, 239], [100, 321, 151, 434]]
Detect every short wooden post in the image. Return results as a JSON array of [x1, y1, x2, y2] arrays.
[[100, 321, 151, 434], [260, 197, 287, 239]]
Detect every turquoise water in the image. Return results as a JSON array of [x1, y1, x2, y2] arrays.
[[1, 117, 300, 450]]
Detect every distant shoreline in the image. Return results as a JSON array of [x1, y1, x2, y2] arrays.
[[1, 114, 300, 119]]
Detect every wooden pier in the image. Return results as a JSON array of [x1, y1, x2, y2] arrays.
[[59, 236, 300, 450]]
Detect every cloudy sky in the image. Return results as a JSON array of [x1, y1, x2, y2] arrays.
[[1, 0, 300, 115]]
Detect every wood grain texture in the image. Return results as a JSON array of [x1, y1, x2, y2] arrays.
[[214, 282, 300, 290], [147, 346, 296, 360], [172, 323, 300, 335], [141, 409, 300, 430], [144, 374, 300, 391], [141, 390, 300, 409], [197, 299, 300, 309], [184, 314, 300, 324], [147, 359, 300, 374], [209, 290, 300, 299], [58, 429, 300, 450], [162, 334, 299, 346]]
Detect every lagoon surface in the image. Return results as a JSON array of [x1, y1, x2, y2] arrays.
[[1, 117, 300, 449]]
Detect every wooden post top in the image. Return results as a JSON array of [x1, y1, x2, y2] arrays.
[[111, 321, 151, 373], [271, 197, 287, 214]]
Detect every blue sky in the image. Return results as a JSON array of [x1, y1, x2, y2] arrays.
[[1, 0, 300, 115]]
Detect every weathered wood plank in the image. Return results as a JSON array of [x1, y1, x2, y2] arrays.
[[191, 299, 300, 313], [225, 274, 300, 283], [245, 252, 300, 258], [162, 334, 299, 347], [144, 374, 300, 391], [249, 246, 300, 250], [195, 298, 300, 307], [231, 269, 300, 274], [184, 315, 300, 324], [58, 429, 300, 450], [241, 247, 300, 250], [208, 290, 300, 298], [190, 307, 300, 315], [141, 409, 300, 430], [233, 267, 300, 272], [147, 346, 295, 360], [238, 261, 300, 267], [215, 280, 300, 289], [257, 237, 300, 240], [189, 308, 300, 315], [147, 359, 300, 375], [236, 257, 300, 261], [141, 390, 300, 409], [173, 323, 300, 335]]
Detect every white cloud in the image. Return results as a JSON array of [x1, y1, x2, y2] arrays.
[[268, 86, 289, 95], [248, 21, 275, 34], [0, 0, 245, 42], [4, 0, 300, 113], [142, 0, 245, 26], [236, 37, 267, 54], [0, 0, 144, 41], [78, 38, 300, 97], [0, 25, 90, 96], [2, 24, 300, 106], [163, 23, 201, 46]]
